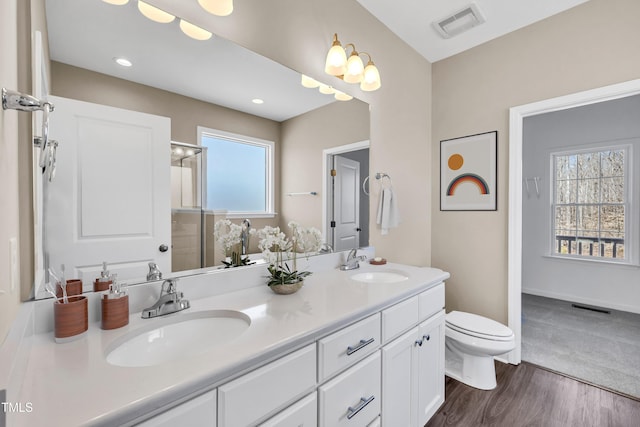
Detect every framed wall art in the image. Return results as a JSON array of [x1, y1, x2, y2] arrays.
[[440, 131, 497, 211]]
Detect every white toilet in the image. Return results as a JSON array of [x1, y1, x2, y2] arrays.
[[444, 311, 515, 390]]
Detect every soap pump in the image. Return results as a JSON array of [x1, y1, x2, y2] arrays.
[[94, 261, 113, 292], [101, 275, 129, 330]]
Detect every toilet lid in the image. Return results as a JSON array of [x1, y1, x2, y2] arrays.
[[446, 311, 514, 341]]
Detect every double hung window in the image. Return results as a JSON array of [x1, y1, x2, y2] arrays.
[[552, 145, 629, 261]]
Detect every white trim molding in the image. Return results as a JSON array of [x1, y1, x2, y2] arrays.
[[508, 79, 640, 365]]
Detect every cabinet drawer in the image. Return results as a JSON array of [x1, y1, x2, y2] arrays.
[[318, 313, 380, 381], [318, 352, 381, 427], [259, 392, 317, 427], [382, 296, 419, 343], [137, 389, 216, 427], [418, 283, 445, 321], [218, 344, 316, 427]]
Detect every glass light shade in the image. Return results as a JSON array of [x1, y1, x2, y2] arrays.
[[102, 0, 129, 5], [301, 74, 320, 89], [343, 53, 364, 84], [318, 84, 335, 95], [360, 61, 381, 91], [137, 1, 175, 23], [334, 91, 353, 101], [324, 38, 347, 76], [198, 0, 233, 17], [179, 19, 213, 40]]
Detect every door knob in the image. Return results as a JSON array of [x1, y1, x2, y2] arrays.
[[159, 244, 169, 252]]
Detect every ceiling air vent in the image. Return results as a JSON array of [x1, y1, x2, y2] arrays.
[[432, 3, 486, 39]]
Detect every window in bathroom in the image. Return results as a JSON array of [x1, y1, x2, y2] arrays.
[[198, 126, 274, 216], [551, 145, 629, 262]]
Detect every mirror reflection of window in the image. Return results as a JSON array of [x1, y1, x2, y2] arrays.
[[198, 127, 275, 216]]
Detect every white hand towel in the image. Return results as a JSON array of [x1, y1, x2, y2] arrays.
[[376, 187, 400, 235]]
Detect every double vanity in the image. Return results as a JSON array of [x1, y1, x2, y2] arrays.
[[5, 251, 449, 426]]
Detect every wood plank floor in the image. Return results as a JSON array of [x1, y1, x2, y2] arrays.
[[426, 361, 640, 427]]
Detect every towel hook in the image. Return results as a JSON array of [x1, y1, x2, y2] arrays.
[[524, 176, 540, 197], [375, 172, 392, 188]]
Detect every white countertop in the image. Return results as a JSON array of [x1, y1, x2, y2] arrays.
[[15, 262, 448, 426]]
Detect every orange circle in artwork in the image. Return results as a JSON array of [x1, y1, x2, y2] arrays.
[[448, 154, 464, 170]]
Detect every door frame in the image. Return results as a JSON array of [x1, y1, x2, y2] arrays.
[[322, 140, 370, 249], [507, 79, 640, 364]]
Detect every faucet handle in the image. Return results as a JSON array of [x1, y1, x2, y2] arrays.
[[162, 278, 178, 294]]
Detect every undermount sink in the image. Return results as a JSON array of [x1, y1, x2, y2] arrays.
[[349, 270, 409, 284], [106, 310, 251, 367]]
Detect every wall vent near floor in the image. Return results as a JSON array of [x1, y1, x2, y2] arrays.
[[571, 303, 610, 314]]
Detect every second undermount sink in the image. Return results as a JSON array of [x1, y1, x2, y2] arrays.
[[106, 310, 251, 367], [349, 270, 409, 284]]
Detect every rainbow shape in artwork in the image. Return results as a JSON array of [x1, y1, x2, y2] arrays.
[[447, 173, 490, 196]]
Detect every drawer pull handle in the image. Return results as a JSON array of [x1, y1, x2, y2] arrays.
[[347, 395, 375, 420], [423, 334, 430, 341], [346, 338, 375, 355]]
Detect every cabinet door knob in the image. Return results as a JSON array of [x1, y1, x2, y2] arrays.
[[414, 339, 423, 347], [423, 334, 430, 342]]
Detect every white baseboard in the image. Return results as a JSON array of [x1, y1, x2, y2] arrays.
[[522, 287, 640, 315]]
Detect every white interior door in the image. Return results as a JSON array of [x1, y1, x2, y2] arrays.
[[332, 155, 360, 251], [43, 96, 171, 294]]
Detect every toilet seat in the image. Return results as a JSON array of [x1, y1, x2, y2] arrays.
[[446, 311, 514, 342]]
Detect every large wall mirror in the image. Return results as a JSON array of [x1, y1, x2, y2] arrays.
[[31, 0, 370, 299]]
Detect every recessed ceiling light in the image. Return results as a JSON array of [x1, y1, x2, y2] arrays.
[[114, 57, 132, 67], [252, 98, 264, 104]]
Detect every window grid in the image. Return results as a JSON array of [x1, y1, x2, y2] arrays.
[[552, 147, 627, 261]]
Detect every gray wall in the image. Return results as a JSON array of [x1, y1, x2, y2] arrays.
[[522, 95, 640, 313]]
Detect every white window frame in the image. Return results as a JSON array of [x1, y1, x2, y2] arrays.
[[197, 126, 275, 218], [550, 143, 632, 264]]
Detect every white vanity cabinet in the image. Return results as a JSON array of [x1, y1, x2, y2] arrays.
[[217, 344, 317, 427], [381, 283, 445, 427], [258, 392, 317, 427], [136, 282, 445, 427], [318, 352, 381, 427], [136, 389, 217, 427]]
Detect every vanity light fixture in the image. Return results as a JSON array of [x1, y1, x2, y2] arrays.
[[334, 90, 353, 101], [103, 0, 211, 41], [198, 0, 234, 17], [179, 19, 213, 40], [324, 33, 381, 91], [137, 1, 175, 23], [318, 84, 336, 95], [301, 74, 320, 89]]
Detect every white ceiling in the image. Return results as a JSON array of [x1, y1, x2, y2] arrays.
[[46, 0, 591, 122], [45, 0, 336, 122], [356, 0, 590, 62]]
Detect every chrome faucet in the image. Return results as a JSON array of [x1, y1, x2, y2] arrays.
[[319, 243, 334, 254], [340, 248, 367, 271], [142, 279, 190, 319], [147, 262, 162, 281]]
